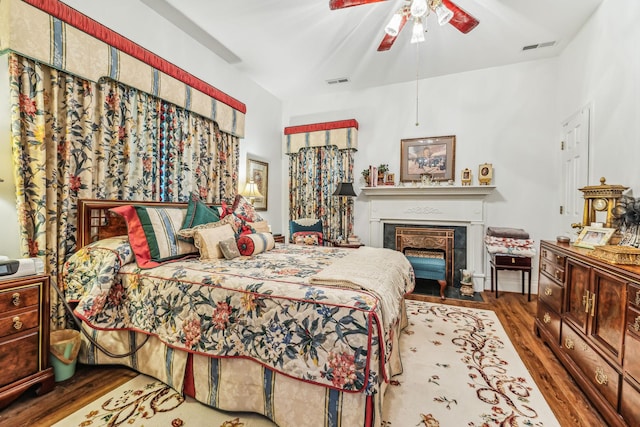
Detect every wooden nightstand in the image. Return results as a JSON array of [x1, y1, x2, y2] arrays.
[[0, 274, 55, 409], [272, 234, 285, 243], [489, 254, 532, 301]]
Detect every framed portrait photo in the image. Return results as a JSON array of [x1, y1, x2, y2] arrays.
[[246, 157, 268, 211], [400, 135, 456, 182], [573, 226, 615, 249]]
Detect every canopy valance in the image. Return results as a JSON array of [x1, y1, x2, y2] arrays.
[[0, 0, 245, 137], [284, 119, 358, 154]]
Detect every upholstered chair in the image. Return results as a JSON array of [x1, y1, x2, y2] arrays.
[[289, 218, 324, 245]]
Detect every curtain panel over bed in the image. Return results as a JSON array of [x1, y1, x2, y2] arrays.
[[9, 53, 239, 328], [285, 120, 358, 242]]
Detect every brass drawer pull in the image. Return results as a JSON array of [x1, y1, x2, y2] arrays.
[[12, 292, 20, 306], [542, 249, 547, 258], [544, 287, 552, 296], [555, 270, 562, 281], [541, 263, 547, 272], [564, 337, 575, 349], [543, 313, 551, 324], [595, 367, 608, 385], [634, 316, 640, 332], [12, 316, 23, 330], [636, 290, 640, 306], [556, 255, 563, 264]]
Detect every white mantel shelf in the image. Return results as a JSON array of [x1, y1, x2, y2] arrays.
[[360, 185, 496, 197]]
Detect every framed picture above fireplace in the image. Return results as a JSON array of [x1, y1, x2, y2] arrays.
[[400, 135, 456, 182]]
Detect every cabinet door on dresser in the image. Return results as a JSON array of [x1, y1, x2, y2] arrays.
[[590, 269, 626, 363], [564, 259, 591, 333]]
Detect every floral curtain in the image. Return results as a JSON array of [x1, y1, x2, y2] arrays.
[[288, 146, 355, 242], [8, 53, 239, 328]]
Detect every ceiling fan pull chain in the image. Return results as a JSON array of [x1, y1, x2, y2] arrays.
[[415, 43, 420, 126]]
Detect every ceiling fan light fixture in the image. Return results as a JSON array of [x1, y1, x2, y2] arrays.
[[435, 2, 453, 26], [410, 18, 425, 44], [410, 0, 428, 18], [385, 11, 403, 36]]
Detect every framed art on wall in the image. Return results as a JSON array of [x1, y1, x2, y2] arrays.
[[247, 157, 268, 211], [400, 135, 456, 182]]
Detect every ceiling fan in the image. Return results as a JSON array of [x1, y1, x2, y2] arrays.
[[329, 0, 479, 51]]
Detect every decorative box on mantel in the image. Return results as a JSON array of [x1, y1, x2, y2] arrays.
[[361, 185, 496, 292]]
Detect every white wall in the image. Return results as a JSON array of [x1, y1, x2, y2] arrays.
[[556, 0, 640, 197]]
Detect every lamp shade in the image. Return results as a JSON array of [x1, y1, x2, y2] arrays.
[[241, 181, 263, 199], [332, 182, 358, 197]]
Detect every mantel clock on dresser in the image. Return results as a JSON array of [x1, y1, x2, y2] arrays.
[[573, 177, 628, 229]]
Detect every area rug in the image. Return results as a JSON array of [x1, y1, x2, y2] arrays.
[[54, 299, 559, 427]]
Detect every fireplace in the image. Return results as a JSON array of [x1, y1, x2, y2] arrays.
[[361, 185, 495, 292]]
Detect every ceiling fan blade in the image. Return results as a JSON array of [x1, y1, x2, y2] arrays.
[[377, 13, 409, 51], [329, 0, 388, 10], [442, 0, 479, 34]]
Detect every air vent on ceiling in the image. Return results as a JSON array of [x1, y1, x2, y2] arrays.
[[326, 77, 350, 85], [522, 41, 557, 51]]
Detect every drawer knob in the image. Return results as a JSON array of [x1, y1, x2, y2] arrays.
[[542, 250, 547, 258], [12, 293, 20, 306], [556, 255, 563, 264], [12, 316, 23, 330], [541, 263, 547, 272], [544, 287, 553, 296], [564, 337, 575, 350], [555, 270, 562, 281], [543, 313, 551, 324], [595, 367, 608, 385]]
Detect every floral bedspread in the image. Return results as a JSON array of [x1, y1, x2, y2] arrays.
[[63, 237, 414, 392]]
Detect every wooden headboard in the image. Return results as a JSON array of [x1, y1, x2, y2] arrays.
[[77, 199, 190, 248]]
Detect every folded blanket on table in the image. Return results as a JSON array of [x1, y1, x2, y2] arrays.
[[486, 226, 530, 239], [484, 235, 536, 257]]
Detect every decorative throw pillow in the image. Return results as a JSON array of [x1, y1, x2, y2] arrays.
[[218, 237, 241, 260], [192, 224, 236, 260], [249, 220, 270, 234], [110, 205, 198, 268], [181, 196, 220, 232], [177, 215, 237, 240], [231, 194, 263, 222], [292, 231, 323, 246], [237, 232, 275, 256]]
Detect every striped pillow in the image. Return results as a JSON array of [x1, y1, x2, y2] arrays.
[[237, 232, 275, 256], [110, 205, 197, 268]]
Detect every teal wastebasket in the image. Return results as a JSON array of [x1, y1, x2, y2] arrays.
[[49, 329, 81, 382]]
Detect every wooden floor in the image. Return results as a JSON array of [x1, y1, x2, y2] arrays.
[[1, 291, 606, 427]]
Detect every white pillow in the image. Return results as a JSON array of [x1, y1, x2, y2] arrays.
[[193, 224, 236, 260]]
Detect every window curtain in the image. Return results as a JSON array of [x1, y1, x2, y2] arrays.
[[8, 53, 239, 328], [288, 146, 355, 242]]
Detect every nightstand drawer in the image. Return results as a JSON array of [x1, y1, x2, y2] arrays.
[[0, 285, 40, 311], [493, 255, 531, 268], [0, 308, 39, 339], [0, 332, 39, 388]]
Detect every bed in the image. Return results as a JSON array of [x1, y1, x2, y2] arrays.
[[62, 199, 415, 427]]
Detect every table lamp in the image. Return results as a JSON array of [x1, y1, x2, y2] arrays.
[[241, 180, 263, 205], [332, 182, 357, 241]]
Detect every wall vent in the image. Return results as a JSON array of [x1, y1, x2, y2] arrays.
[[522, 41, 556, 51], [326, 77, 350, 85]]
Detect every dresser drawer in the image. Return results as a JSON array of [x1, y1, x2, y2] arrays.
[[536, 300, 561, 345], [0, 308, 39, 339], [561, 324, 620, 408], [493, 254, 531, 268], [0, 285, 40, 311], [540, 260, 565, 283], [540, 246, 566, 268], [620, 378, 640, 427], [629, 283, 640, 310], [0, 331, 39, 388], [538, 273, 564, 313]]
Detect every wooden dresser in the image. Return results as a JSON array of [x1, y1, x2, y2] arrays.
[[0, 275, 55, 409], [535, 241, 640, 426]]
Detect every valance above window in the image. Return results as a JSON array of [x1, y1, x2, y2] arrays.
[[284, 119, 358, 154], [1, 0, 245, 137]]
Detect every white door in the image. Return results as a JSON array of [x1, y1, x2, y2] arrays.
[[561, 107, 590, 236]]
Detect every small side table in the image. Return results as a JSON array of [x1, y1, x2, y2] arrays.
[[490, 254, 532, 301], [272, 234, 285, 244]]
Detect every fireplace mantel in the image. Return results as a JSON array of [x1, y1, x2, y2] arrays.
[[362, 185, 495, 292], [361, 185, 495, 198]]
